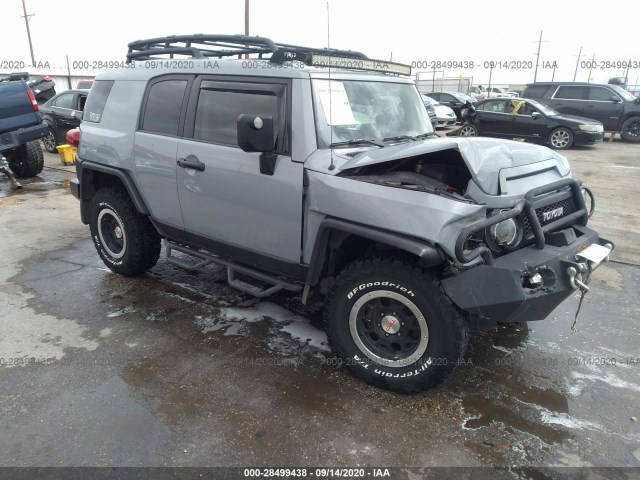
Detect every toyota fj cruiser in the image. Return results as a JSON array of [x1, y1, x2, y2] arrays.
[[70, 35, 613, 393]]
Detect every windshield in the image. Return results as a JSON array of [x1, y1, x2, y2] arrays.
[[451, 92, 473, 102], [312, 79, 434, 148], [527, 99, 558, 116], [609, 85, 636, 102]]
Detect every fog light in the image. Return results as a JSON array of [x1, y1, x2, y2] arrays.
[[490, 218, 518, 246]]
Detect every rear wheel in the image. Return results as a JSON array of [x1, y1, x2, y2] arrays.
[[458, 124, 478, 137], [6, 141, 44, 178], [620, 117, 640, 142], [549, 127, 574, 149], [89, 187, 161, 276], [326, 257, 468, 393], [43, 126, 58, 153]]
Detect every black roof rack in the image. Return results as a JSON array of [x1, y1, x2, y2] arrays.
[[127, 34, 368, 63], [125, 34, 412, 76]]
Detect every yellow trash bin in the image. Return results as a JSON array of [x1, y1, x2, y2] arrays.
[[56, 144, 77, 165]]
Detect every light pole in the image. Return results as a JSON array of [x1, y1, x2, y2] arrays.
[[21, 0, 36, 66], [573, 46, 582, 82]]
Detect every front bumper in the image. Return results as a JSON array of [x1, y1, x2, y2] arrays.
[[573, 130, 604, 146], [442, 225, 613, 324]]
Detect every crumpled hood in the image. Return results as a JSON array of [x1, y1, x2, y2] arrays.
[[306, 137, 571, 195]]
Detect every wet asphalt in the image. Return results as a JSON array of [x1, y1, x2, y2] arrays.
[[0, 141, 639, 476]]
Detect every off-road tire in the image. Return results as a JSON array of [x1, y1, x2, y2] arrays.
[[6, 141, 44, 178], [326, 257, 468, 393], [548, 127, 574, 150], [89, 187, 160, 276], [620, 117, 640, 142]]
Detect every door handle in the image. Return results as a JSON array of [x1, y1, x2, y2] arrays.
[[177, 155, 205, 172]]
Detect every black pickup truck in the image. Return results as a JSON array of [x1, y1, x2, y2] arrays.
[[0, 80, 47, 181]]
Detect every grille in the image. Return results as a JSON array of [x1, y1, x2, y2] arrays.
[[522, 197, 576, 238]]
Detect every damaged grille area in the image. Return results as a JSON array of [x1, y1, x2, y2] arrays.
[[522, 197, 577, 239]]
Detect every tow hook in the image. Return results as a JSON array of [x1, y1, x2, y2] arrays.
[[567, 263, 590, 335], [567, 264, 589, 292]]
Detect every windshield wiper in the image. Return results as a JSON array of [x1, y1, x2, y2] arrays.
[[329, 139, 384, 148], [382, 135, 417, 143], [414, 132, 435, 139]]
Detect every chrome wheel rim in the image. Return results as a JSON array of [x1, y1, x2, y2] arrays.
[[349, 290, 429, 368], [550, 130, 571, 148], [459, 125, 477, 137], [43, 131, 56, 152]]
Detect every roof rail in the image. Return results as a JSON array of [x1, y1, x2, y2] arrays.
[[126, 34, 411, 76]]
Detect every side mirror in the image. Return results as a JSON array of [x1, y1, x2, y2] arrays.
[[610, 96, 621, 103], [531, 111, 541, 118], [237, 114, 275, 153]]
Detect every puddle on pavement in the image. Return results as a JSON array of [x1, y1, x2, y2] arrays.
[[0, 167, 74, 198]]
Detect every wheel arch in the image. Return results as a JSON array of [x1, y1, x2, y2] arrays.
[[305, 218, 444, 290], [78, 162, 149, 224]]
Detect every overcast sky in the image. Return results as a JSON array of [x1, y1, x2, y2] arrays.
[[1, 0, 637, 86]]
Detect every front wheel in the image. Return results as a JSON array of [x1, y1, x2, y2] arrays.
[[458, 124, 478, 137], [326, 257, 468, 393], [89, 187, 161, 276], [620, 117, 640, 142], [548, 127, 574, 149]]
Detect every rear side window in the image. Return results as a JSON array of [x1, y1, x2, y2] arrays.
[[194, 89, 278, 147], [141, 80, 188, 136], [83, 80, 114, 123], [52, 93, 74, 109], [588, 87, 617, 101], [554, 86, 588, 100], [523, 84, 550, 98]]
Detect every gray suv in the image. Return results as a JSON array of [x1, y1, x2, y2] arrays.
[[522, 82, 640, 141], [70, 35, 613, 393]]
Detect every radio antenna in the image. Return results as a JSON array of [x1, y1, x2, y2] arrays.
[[327, 1, 335, 171]]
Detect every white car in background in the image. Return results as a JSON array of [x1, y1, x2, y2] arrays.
[[421, 95, 457, 128], [485, 87, 519, 98], [469, 85, 486, 100]]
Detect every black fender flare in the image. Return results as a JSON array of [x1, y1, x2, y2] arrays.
[[305, 217, 444, 286], [78, 160, 149, 224]]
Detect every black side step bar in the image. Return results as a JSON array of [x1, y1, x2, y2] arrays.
[[163, 240, 303, 298]]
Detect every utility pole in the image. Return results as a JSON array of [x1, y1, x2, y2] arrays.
[[533, 30, 547, 82], [587, 53, 596, 83], [573, 46, 582, 82], [21, 0, 36, 66], [551, 63, 556, 81], [244, 0, 249, 58]]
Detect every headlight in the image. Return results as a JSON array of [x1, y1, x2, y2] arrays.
[[485, 217, 522, 252], [579, 124, 601, 132]]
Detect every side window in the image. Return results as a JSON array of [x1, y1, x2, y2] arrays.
[[480, 100, 508, 113], [193, 87, 280, 149], [523, 84, 549, 98], [77, 95, 87, 111], [554, 86, 588, 100], [441, 94, 454, 102], [588, 87, 617, 101], [83, 80, 113, 123], [429, 93, 440, 101], [141, 80, 188, 136], [52, 93, 74, 109]]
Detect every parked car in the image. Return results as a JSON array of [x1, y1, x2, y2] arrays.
[[522, 82, 640, 142], [427, 91, 476, 122], [76, 80, 94, 90], [419, 95, 438, 126], [421, 95, 457, 128], [469, 85, 486, 100], [71, 34, 612, 394], [485, 87, 518, 98], [460, 98, 604, 149], [39, 89, 88, 153]]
